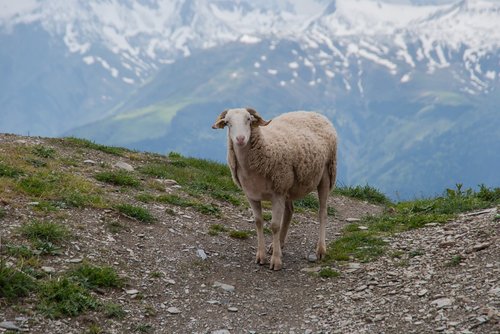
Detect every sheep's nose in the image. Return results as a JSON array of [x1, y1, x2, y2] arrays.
[[236, 135, 246, 145]]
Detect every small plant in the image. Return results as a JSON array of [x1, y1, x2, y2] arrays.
[[37, 278, 98, 318], [229, 230, 253, 239], [0, 261, 38, 300], [106, 220, 125, 233], [333, 184, 391, 205], [20, 221, 69, 245], [4, 244, 33, 258], [317, 267, 340, 278], [446, 255, 463, 267], [209, 224, 229, 236], [144, 304, 157, 317], [0, 207, 5, 220], [95, 171, 140, 187], [326, 231, 386, 262], [103, 302, 126, 319], [135, 324, 154, 333], [0, 162, 23, 178], [262, 212, 272, 221], [32, 145, 56, 159], [409, 249, 425, 258], [86, 324, 103, 334], [68, 263, 123, 290], [149, 271, 163, 278], [63, 137, 128, 156], [116, 204, 155, 224]]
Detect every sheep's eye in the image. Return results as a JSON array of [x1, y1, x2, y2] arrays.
[[247, 117, 251, 122]]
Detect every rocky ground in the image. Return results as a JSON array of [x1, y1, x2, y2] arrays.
[[0, 134, 499, 334]]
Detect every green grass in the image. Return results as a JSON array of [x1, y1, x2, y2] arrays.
[[32, 145, 56, 159], [317, 267, 341, 278], [139, 152, 243, 206], [63, 137, 129, 156], [446, 255, 463, 267], [68, 263, 123, 290], [0, 162, 24, 178], [326, 184, 500, 264], [95, 170, 140, 187], [4, 244, 34, 258], [229, 229, 253, 239], [102, 302, 126, 319], [333, 184, 391, 205], [0, 261, 38, 300], [20, 221, 69, 244], [208, 223, 229, 236], [37, 278, 98, 318], [0, 207, 5, 220], [116, 204, 155, 223]]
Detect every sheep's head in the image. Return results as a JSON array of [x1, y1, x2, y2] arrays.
[[212, 108, 270, 147]]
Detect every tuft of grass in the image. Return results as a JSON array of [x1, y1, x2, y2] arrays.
[[102, 302, 126, 319], [68, 263, 123, 290], [0, 261, 38, 300], [4, 244, 34, 258], [0, 162, 24, 178], [37, 278, 98, 318], [63, 137, 129, 156], [95, 170, 140, 187], [32, 145, 56, 159], [20, 221, 69, 245], [116, 204, 155, 224], [333, 184, 391, 205], [446, 255, 463, 267], [0, 207, 5, 220], [229, 229, 253, 239], [139, 152, 243, 206], [208, 224, 229, 236], [326, 231, 386, 262], [155, 194, 221, 217], [317, 267, 341, 278], [135, 324, 154, 333]]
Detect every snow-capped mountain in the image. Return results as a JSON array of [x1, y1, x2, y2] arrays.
[[0, 0, 499, 198]]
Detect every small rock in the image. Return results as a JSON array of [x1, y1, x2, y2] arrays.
[[213, 281, 235, 292], [167, 307, 181, 314], [114, 161, 134, 171], [41, 266, 56, 273], [0, 321, 21, 331], [358, 226, 368, 230], [307, 253, 317, 262], [212, 330, 230, 334], [431, 297, 453, 309], [227, 307, 238, 312], [166, 279, 176, 285], [301, 266, 321, 273], [67, 258, 83, 263], [83, 159, 96, 165], [125, 289, 139, 295], [356, 285, 368, 292], [488, 287, 500, 296], [162, 179, 179, 186], [346, 218, 360, 222], [435, 326, 447, 332], [27, 202, 39, 206], [417, 289, 428, 297], [207, 300, 220, 305], [471, 242, 490, 252], [197, 249, 208, 260]]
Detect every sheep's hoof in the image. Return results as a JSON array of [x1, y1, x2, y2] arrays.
[[269, 256, 282, 271], [255, 252, 267, 265], [267, 243, 284, 255], [316, 244, 327, 260]]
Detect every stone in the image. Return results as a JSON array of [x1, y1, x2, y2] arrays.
[[417, 289, 428, 297], [114, 161, 134, 171], [67, 258, 83, 263], [431, 297, 453, 309], [167, 307, 181, 314], [227, 307, 238, 312], [301, 266, 321, 273], [213, 281, 235, 292], [41, 266, 56, 273], [212, 330, 230, 334], [358, 226, 368, 230], [126, 289, 139, 295], [197, 249, 208, 260], [346, 218, 360, 222], [0, 321, 21, 331], [83, 159, 96, 165], [471, 242, 490, 252], [307, 253, 318, 262]]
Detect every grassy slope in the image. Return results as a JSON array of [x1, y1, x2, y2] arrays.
[[1, 135, 499, 322]]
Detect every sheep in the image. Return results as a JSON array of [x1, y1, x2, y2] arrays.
[[212, 108, 337, 270]]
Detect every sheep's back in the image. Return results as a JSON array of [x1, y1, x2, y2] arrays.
[[249, 111, 337, 194]]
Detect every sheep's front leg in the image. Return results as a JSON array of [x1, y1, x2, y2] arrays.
[[270, 196, 286, 270], [248, 199, 266, 265]]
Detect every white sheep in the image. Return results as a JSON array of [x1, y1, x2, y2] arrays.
[[212, 108, 337, 270]]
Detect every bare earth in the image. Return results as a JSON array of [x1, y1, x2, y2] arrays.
[[0, 134, 498, 334]]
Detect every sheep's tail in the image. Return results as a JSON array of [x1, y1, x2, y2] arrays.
[[328, 138, 337, 191]]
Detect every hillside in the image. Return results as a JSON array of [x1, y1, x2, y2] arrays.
[[0, 134, 499, 333]]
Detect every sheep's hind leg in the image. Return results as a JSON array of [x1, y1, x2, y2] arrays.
[[316, 170, 330, 260], [270, 196, 286, 270], [249, 199, 266, 265]]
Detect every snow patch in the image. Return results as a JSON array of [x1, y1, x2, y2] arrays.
[[267, 69, 278, 75], [288, 62, 299, 69]]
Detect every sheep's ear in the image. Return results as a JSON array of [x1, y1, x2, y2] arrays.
[[212, 110, 228, 129], [247, 108, 271, 127]]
